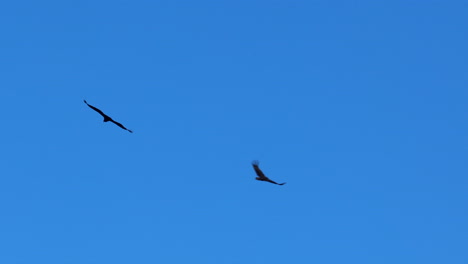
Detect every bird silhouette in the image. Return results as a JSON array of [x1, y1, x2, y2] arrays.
[[83, 100, 133, 133], [252, 160, 286, 185]]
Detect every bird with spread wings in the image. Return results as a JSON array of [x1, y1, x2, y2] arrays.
[[83, 100, 133, 133], [252, 160, 286, 185]]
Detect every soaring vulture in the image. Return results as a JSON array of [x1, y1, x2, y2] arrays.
[[83, 100, 133, 133], [252, 160, 286, 185]]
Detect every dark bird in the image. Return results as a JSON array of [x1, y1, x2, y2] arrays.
[[252, 160, 286, 185], [83, 100, 133, 133]]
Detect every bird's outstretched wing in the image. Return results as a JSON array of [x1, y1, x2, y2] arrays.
[[83, 100, 110, 120], [265, 179, 286, 185], [111, 120, 133, 133], [252, 160, 266, 178]]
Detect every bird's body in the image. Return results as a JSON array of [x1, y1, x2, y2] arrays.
[[83, 100, 133, 133], [251, 160, 286, 185]]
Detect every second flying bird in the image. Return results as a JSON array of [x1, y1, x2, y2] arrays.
[[84, 100, 133, 133]]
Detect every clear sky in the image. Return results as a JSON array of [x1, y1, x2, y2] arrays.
[[0, 1, 467, 263]]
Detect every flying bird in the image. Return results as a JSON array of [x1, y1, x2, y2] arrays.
[[252, 160, 286, 185], [83, 100, 133, 133]]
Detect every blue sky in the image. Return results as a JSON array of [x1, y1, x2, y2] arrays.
[[0, 1, 467, 263]]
